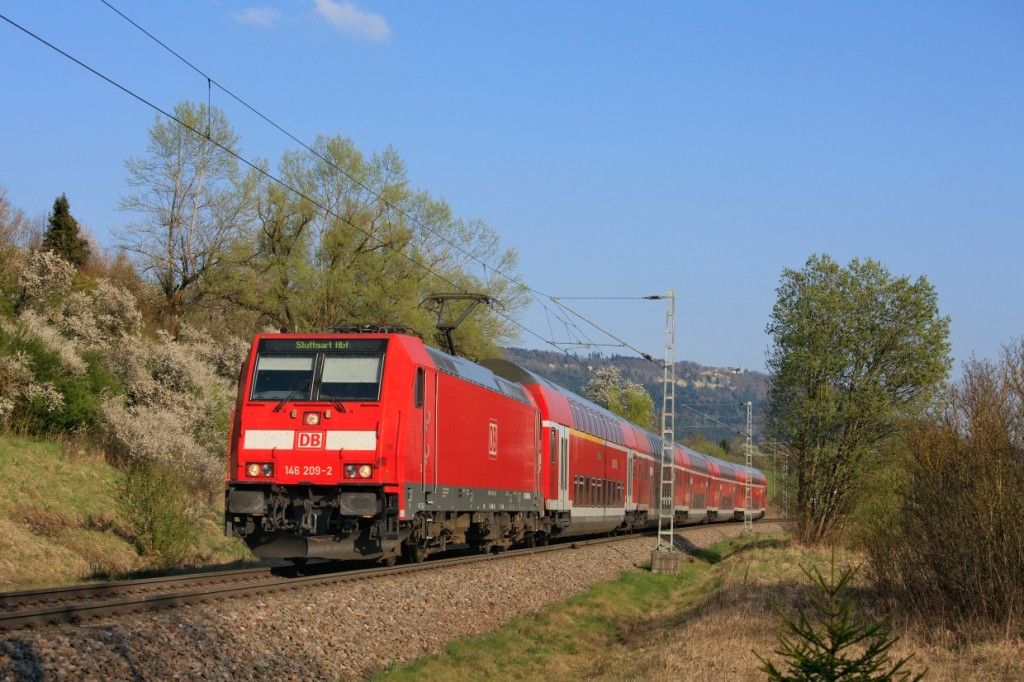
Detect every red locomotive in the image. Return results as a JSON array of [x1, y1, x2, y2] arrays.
[[225, 331, 767, 564]]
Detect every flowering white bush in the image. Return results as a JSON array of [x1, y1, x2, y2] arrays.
[[100, 324, 242, 491], [4, 311, 87, 375], [16, 250, 74, 312], [101, 397, 222, 487], [3, 249, 244, 492], [0, 350, 63, 425], [57, 279, 142, 348]]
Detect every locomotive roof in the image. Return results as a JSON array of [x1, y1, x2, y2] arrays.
[[423, 346, 533, 406], [251, 332, 534, 406]]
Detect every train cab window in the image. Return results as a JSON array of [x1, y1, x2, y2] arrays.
[[414, 368, 424, 408], [319, 354, 384, 401], [251, 354, 316, 400]]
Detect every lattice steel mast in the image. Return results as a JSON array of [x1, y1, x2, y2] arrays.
[[656, 291, 676, 552], [743, 400, 753, 534]]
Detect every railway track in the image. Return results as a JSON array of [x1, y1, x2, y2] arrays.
[[0, 519, 789, 632]]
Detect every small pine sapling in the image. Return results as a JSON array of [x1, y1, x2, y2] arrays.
[[756, 552, 925, 681]]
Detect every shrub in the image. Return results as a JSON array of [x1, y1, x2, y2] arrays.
[[116, 459, 199, 567], [100, 325, 241, 493], [868, 340, 1024, 633], [0, 320, 120, 434], [14, 250, 74, 313], [0, 349, 63, 427]]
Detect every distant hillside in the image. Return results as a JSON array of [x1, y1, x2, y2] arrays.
[[501, 348, 769, 445]]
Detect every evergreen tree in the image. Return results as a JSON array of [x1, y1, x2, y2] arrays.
[[42, 193, 90, 268], [758, 555, 925, 681]]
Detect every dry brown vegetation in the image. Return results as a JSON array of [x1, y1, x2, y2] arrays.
[[376, 533, 1023, 682], [612, 545, 1023, 682], [868, 340, 1024, 635]]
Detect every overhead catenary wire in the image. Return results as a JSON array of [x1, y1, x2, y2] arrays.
[[93, 0, 673, 371], [2, 8, 745, 439], [95, 0, 589, 356], [0, 11, 570, 359]]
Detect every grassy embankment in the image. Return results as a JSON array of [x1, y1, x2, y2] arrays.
[[0, 434, 252, 590], [372, 533, 1024, 682]]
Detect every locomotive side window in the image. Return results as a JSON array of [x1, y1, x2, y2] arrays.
[[414, 367, 425, 408], [320, 354, 383, 401], [251, 354, 316, 400]]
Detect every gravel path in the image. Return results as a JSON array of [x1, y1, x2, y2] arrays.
[[0, 523, 783, 681]]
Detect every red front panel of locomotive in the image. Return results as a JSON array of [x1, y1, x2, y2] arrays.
[[230, 335, 400, 488]]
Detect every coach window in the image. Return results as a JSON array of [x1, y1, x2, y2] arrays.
[[414, 368, 424, 408], [550, 429, 557, 465]]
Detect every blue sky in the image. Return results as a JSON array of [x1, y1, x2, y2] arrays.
[[1, 1, 1021, 372]]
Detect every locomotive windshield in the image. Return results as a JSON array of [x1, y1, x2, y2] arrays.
[[251, 354, 316, 400], [250, 338, 387, 402]]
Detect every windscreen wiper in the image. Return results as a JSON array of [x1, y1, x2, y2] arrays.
[[316, 383, 348, 413], [272, 378, 312, 413]]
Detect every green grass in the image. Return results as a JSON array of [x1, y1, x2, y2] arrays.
[[370, 532, 789, 682], [0, 433, 253, 589]]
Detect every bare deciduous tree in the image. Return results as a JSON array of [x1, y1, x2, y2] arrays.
[[117, 101, 253, 335]]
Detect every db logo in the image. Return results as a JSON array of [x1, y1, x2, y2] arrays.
[[296, 431, 324, 449], [488, 419, 498, 459]]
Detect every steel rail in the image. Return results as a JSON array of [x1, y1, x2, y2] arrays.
[[0, 518, 789, 632]]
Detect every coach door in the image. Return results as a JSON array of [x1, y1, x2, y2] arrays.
[[626, 452, 634, 507], [552, 423, 570, 509]]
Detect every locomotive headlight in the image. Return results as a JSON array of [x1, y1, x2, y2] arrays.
[[246, 462, 273, 478], [358, 464, 373, 479], [303, 411, 320, 426], [345, 464, 358, 478]]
